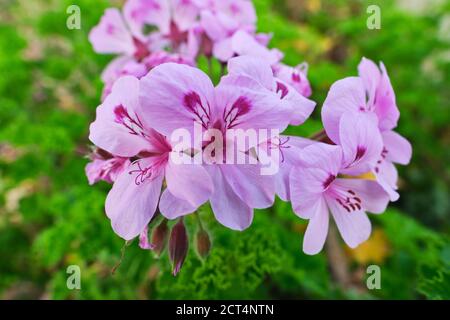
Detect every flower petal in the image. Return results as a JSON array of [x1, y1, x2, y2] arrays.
[[374, 62, 399, 131], [290, 166, 328, 219], [326, 195, 372, 248], [382, 130, 412, 165], [231, 30, 283, 65], [298, 142, 343, 175], [358, 57, 380, 107], [221, 164, 275, 209], [207, 166, 253, 231], [303, 197, 329, 255], [333, 178, 390, 214], [159, 188, 198, 219], [375, 160, 400, 201], [89, 8, 135, 55], [215, 78, 293, 132], [322, 77, 366, 144], [105, 159, 164, 240], [165, 157, 213, 207], [227, 55, 274, 90], [139, 63, 215, 136], [339, 111, 383, 175], [89, 76, 154, 157]]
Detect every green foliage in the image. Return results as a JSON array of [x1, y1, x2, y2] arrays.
[[0, 0, 448, 299]]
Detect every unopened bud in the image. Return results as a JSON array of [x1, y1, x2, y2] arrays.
[[139, 226, 155, 250], [151, 220, 169, 257], [169, 219, 189, 276], [196, 229, 211, 259]]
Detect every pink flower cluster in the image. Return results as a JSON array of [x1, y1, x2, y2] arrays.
[[86, 0, 411, 270]]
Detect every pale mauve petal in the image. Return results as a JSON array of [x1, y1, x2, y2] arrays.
[[303, 197, 329, 255], [375, 160, 400, 201], [326, 195, 372, 248], [322, 77, 366, 144], [231, 30, 283, 65], [374, 62, 399, 131], [358, 57, 380, 107], [159, 188, 198, 219], [382, 130, 412, 165], [290, 166, 329, 219], [221, 164, 275, 209], [333, 178, 390, 214], [207, 166, 253, 231], [89, 8, 135, 55], [339, 111, 383, 175], [213, 37, 234, 61], [165, 157, 213, 207], [139, 63, 215, 136], [105, 159, 164, 240], [298, 142, 342, 176], [227, 55, 274, 89], [89, 76, 153, 157]]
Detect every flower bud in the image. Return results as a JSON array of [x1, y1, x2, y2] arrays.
[[169, 219, 189, 276], [196, 228, 211, 259], [151, 220, 169, 257], [139, 226, 155, 250]]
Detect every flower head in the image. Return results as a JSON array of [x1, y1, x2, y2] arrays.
[[89, 76, 213, 240]]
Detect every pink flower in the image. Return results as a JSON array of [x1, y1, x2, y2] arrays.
[[89, 76, 213, 240], [139, 60, 299, 230], [124, 0, 202, 57], [290, 141, 389, 255], [199, 0, 280, 62], [322, 58, 412, 200], [85, 150, 130, 185], [89, 8, 150, 58], [273, 62, 312, 98], [259, 135, 315, 201], [224, 55, 316, 125], [100, 51, 194, 101]]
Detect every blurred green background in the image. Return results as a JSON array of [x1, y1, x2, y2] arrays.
[[0, 0, 449, 299]]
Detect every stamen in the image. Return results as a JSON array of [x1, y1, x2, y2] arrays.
[[267, 136, 291, 163], [333, 189, 363, 213]]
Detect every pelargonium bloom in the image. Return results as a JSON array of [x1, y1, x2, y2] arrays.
[[139, 59, 305, 230], [322, 57, 412, 200], [273, 62, 312, 98], [124, 0, 202, 57], [290, 141, 389, 255], [224, 55, 316, 125], [100, 51, 194, 101], [199, 0, 280, 62], [89, 76, 213, 240], [89, 7, 151, 59], [85, 148, 130, 185], [89, 7, 153, 100]]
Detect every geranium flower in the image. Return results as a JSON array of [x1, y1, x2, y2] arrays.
[[89, 76, 213, 240], [273, 62, 312, 98], [124, 0, 202, 57], [290, 128, 389, 255], [224, 55, 315, 125], [322, 58, 412, 200], [139, 60, 300, 230], [85, 148, 130, 185], [199, 0, 280, 62]]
